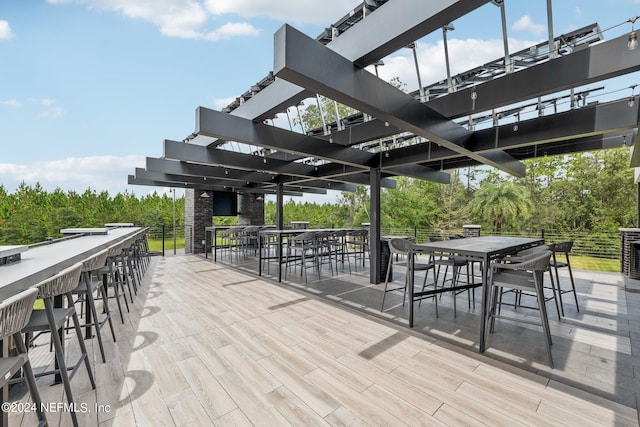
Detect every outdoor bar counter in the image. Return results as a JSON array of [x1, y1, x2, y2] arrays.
[[0, 226, 143, 426], [0, 226, 142, 302]]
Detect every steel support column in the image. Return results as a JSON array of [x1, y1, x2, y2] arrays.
[[276, 184, 284, 230], [369, 168, 382, 284]]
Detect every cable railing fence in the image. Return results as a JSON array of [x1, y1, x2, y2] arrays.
[[378, 227, 620, 260], [143, 223, 189, 256]]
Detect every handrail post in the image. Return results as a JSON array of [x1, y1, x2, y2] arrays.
[[162, 224, 165, 257]]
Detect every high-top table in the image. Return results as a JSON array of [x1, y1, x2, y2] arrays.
[[258, 228, 359, 282], [0, 226, 143, 426], [408, 236, 543, 353]]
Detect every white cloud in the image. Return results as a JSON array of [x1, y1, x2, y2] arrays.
[[213, 96, 236, 109], [0, 99, 22, 107], [0, 155, 145, 195], [204, 0, 362, 25], [204, 21, 260, 40], [512, 15, 546, 36], [0, 20, 14, 40], [375, 38, 535, 94], [47, 0, 261, 41], [40, 98, 56, 106], [39, 106, 65, 119]]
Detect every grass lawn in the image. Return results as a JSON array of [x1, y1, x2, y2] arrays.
[[570, 255, 619, 272], [148, 237, 185, 252]]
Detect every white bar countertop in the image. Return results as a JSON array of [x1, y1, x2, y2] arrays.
[[60, 227, 109, 235], [0, 245, 28, 258]]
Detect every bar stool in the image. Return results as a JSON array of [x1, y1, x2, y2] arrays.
[[381, 238, 435, 312], [550, 241, 579, 315], [347, 229, 368, 270], [284, 231, 319, 284], [487, 250, 555, 368], [502, 244, 561, 320], [330, 229, 354, 274], [23, 262, 96, 427], [240, 226, 260, 258], [134, 231, 151, 274], [73, 249, 115, 363], [98, 241, 129, 323], [115, 237, 138, 304], [0, 288, 47, 426]]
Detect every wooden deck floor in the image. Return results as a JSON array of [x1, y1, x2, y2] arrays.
[[7, 253, 639, 426]]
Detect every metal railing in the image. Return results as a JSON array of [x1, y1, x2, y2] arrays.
[[144, 223, 189, 256], [378, 227, 621, 259]]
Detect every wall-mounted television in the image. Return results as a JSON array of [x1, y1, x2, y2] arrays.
[[212, 191, 238, 216]]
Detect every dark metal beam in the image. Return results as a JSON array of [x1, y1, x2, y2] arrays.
[[163, 140, 398, 188], [128, 174, 308, 196], [135, 168, 329, 195], [381, 98, 639, 168], [214, 0, 489, 126], [274, 24, 526, 177], [383, 165, 450, 184], [196, 107, 374, 168], [428, 33, 640, 120], [306, 31, 640, 148], [146, 157, 276, 185], [164, 139, 312, 177], [341, 0, 491, 67]]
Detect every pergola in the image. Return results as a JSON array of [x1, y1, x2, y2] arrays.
[[130, 0, 640, 283]]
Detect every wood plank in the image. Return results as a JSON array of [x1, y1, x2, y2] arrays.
[[177, 356, 237, 420], [264, 386, 331, 426], [215, 370, 291, 426], [258, 354, 341, 417], [164, 388, 215, 427]]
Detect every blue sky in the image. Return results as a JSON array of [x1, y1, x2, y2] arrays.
[[1, 0, 639, 199]]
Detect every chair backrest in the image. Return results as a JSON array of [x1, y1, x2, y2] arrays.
[[106, 242, 123, 257], [388, 238, 412, 255], [553, 241, 573, 253], [516, 244, 552, 257], [32, 262, 83, 299], [242, 226, 260, 234], [332, 229, 347, 238], [351, 229, 368, 238], [81, 249, 109, 273], [290, 231, 317, 242], [509, 250, 553, 272], [0, 287, 39, 340]]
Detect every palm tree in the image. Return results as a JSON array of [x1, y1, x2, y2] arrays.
[[468, 181, 532, 233]]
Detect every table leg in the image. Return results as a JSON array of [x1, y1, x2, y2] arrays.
[[258, 234, 263, 276], [213, 230, 218, 262], [408, 249, 415, 328], [479, 255, 489, 353], [277, 235, 283, 282]]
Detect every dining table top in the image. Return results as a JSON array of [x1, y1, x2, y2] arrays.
[[411, 235, 544, 258]]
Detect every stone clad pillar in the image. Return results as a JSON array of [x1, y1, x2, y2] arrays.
[[463, 224, 481, 238], [238, 193, 264, 225], [620, 228, 640, 278], [184, 189, 213, 254]]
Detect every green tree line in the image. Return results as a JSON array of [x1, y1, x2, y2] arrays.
[[0, 183, 184, 244], [1, 147, 635, 245]]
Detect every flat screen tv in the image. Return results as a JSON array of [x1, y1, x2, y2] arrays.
[[212, 191, 238, 216]]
